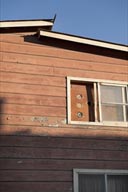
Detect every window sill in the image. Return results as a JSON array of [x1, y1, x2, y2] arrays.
[[68, 120, 128, 127]]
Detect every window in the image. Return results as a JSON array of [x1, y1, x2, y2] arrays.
[[74, 169, 128, 192], [67, 77, 128, 126]]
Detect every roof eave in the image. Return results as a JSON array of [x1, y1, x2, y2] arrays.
[[0, 19, 54, 33], [39, 30, 128, 52]]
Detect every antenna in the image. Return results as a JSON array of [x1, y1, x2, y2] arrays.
[[53, 14, 57, 23]]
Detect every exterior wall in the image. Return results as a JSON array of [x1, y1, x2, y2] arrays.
[[0, 33, 128, 192]]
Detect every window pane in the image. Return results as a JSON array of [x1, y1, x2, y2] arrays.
[[126, 106, 128, 121], [107, 175, 128, 192], [102, 105, 124, 121], [100, 85, 123, 103], [78, 174, 105, 192]]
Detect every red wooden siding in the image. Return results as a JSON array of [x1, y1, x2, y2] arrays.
[[0, 33, 128, 192], [0, 135, 128, 192]]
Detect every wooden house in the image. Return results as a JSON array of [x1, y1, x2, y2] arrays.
[[0, 18, 128, 192]]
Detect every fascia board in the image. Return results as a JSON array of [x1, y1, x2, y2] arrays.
[[0, 20, 53, 28], [39, 30, 128, 52]]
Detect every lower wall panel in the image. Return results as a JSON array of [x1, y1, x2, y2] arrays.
[[0, 170, 71, 182], [0, 134, 128, 192], [0, 182, 72, 192], [0, 135, 128, 151]]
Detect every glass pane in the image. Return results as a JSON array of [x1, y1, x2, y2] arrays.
[[107, 175, 128, 192], [100, 85, 123, 103], [126, 106, 128, 121], [78, 174, 105, 192], [102, 105, 124, 121]]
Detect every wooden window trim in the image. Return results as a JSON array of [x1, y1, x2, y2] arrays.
[[67, 76, 128, 127]]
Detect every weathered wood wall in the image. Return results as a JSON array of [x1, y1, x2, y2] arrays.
[[0, 33, 128, 192]]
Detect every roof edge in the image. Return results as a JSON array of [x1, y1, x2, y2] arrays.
[[39, 30, 128, 52], [0, 19, 54, 28]]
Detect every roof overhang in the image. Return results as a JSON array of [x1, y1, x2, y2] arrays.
[[0, 19, 54, 33], [39, 30, 128, 52]]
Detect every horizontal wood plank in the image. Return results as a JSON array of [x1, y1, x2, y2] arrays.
[[0, 158, 127, 170], [0, 61, 56, 77], [0, 93, 66, 107], [1, 40, 127, 65], [0, 146, 128, 160], [0, 34, 24, 44], [0, 182, 72, 192], [1, 71, 65, 87], [1, 82, 66, 96], [1, 61, 127, 81], [0, 135, 127, 151], [1, 42, 128, 73], [1, 125, 128, 139], [1, 114, 66, 127], [0, 104, 66, 117], [0, 170, 71, 181]]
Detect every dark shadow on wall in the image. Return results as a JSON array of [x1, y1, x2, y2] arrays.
[[23, 34, 43, 45], [23, 34, 128, 60], [0, 98, 5, 129], [0, 104, 128, 192]]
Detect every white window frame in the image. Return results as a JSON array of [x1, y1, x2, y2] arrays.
[[67, 76, 128, 127], [74, 169, 128, 192]]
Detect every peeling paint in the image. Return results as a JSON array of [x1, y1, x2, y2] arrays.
[[31, 117, 48, 122], [46, 124, 59, 127], [31, 116, 66, 127], [61, 118, 67, 124]]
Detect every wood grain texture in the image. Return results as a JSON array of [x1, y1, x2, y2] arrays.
[[1, 42, 128, 71], [1, 103, 66, 117], [1, 125, 128, 139], [1, 71, 65, 87], [0, 170, 72, 181], [0, 158, 127, 170], [0, 146, 128, 160], [0, 135, 127, 151], [1, 114, 66, 126], [1, 60, 127, 82], [1, 39, 127, 65], [0, 93, 66, 107], [1, 82, 66, 96], [0, 182, 72, 192]]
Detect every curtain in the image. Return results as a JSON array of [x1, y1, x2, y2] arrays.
[[107, 175, 128, 192], [78, 174, 105, 192]]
